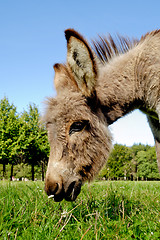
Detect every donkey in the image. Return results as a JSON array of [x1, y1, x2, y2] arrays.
[[44, 29, 160, 201]]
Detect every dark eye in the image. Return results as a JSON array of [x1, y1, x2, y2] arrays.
[[69, 120, 89, 136], [46, 122, 52, 129]]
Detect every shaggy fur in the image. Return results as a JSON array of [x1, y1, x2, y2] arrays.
[[45, 29, 160, 202]]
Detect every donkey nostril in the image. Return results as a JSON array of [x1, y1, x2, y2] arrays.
[[45, 180, 65, 202], [65, 180, 82, 201], [53, 183, 59, 194], [66, 181, 76, 196], [65, 181, 76, 201], [45, 182, 59, 196]]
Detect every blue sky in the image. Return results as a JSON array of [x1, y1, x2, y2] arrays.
[[1, 0, 160, 146]]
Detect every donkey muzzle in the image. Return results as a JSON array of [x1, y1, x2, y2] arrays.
[[45, 176, 82, 202]]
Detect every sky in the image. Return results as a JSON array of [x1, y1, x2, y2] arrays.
[[1, 0, 160, 146]]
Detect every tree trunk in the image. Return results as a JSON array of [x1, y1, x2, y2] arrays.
[[10, 164, 14, 181], [41, 160, 45, 181], [32, 163, 34, 181], [155, 140, 160, 173], [3, 163, 6, 178]]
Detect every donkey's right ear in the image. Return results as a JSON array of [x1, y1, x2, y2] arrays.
[[65, 29, 97, 97]]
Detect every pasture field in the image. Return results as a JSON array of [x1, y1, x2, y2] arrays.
[[0, 181, 160, 240]]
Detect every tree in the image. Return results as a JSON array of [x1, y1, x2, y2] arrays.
[[130, 144, 150, 180], [0, 98, 49, 181], [36, 125, 49, 181], [106, 144, 133, 179], [100, 143, 160, 181], [99, 143, 159, 181], [20, 104, 49, 181], [136, 147, 160, 180], [0, 97, 20, 179]]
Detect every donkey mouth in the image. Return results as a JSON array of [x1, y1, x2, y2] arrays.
[[46, 180, 82, 202]]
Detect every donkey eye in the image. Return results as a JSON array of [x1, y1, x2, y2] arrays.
[[69, 120, 89, 136], [46, 122, 52, 129]]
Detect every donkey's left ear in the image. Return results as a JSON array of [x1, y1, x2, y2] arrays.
[[65, 29, 97, 97]]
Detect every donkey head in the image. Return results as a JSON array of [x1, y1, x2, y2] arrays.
[[44, 29, 112, 201]]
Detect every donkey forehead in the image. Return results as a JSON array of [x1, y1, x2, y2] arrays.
[[46, 92, 91, 123]]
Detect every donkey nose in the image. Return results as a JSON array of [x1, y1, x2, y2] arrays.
[[65, 180, 82, 201], [45, 177, 64, 202]]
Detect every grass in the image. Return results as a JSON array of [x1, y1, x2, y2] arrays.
[[0, 180, 160, 239]]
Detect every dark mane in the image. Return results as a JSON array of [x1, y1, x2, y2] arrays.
[[92, 34, 139, 64]]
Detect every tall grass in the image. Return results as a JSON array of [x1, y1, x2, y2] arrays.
[[0, 181, 160, 239]]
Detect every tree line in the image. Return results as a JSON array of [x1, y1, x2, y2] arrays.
[[99, 144, 160, 180], [0, 97, 160, 181], [0, 97, 49, 181]]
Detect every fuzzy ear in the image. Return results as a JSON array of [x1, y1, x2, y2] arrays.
[[53, 63, 76, 94], [53, 64, 67, 93], [65, 29, 97, 97]]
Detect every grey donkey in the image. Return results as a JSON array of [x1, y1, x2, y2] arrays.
[[44, 29, 160, 201]]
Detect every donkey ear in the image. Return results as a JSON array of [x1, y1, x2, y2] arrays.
[[65, 29, 97, 97], [53, 63, 77, 94], [53, 63, 67, 93]]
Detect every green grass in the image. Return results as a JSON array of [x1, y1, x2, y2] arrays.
[[0, 181, 160, 240]]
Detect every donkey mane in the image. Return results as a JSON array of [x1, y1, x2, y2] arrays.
[[92, 30, 160, 64], [92, 35, 138, 64]]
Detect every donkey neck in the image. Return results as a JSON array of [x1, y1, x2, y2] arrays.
[[96, 50, 142, 124]]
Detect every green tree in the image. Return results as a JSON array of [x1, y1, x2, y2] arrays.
[[36, 124, 49, 180], [136, 147, 159, 180], [99, 143, 159, 181], [21, 104, 49, 181], [106, 144, 133, 179], [130, 144, 150, 180], [0, 97, 20, 179]]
